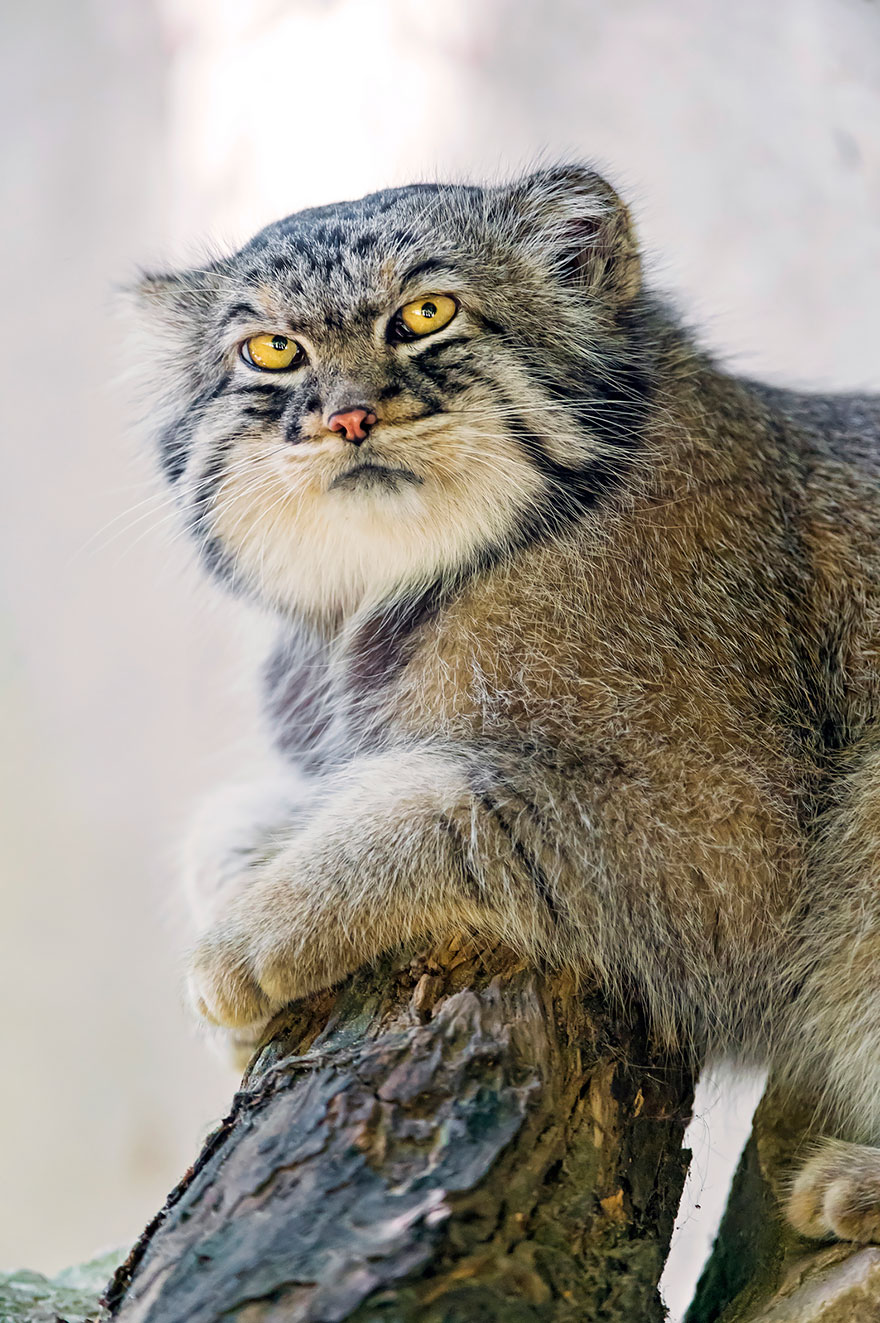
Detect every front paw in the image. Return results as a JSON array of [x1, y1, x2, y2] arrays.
[[187, 871, 360, 1030], [187, 918, 275, 1030]]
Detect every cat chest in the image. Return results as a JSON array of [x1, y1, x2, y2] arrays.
[[338, 598, 637, 746]]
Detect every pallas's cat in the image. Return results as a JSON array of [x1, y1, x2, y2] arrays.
[[135, 166, 880, 1242]]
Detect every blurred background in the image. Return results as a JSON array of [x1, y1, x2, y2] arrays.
[[1, 1, 878, 1318]]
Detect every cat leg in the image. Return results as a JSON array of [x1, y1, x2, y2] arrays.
[[782, 971, 880, 1243], [783, 740, 880, 1241], [182, 771, 316, 1067], [186, 742, 582, 1032]]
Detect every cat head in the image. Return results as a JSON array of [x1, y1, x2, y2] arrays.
[[133, 165, 652, 621]]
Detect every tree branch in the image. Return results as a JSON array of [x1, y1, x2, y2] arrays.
[[102, 940, 693, 1322]]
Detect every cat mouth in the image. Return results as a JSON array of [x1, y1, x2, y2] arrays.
[[330, 463, 423, 492]]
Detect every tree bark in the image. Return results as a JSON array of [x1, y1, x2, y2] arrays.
[[102, 939, 693, 1323]]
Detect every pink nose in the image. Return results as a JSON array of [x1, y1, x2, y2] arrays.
[[327, 407, 377, 443]]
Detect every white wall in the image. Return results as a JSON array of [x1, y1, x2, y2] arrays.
[[0, 0, 254, 1274], [2, 2, 879, 1313]]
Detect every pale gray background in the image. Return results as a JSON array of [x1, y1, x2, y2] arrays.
[[2, 2, 878, 1317]]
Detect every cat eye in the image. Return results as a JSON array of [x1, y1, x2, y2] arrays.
[[240, 334, 306, 371], [393, 294, 458, 340]]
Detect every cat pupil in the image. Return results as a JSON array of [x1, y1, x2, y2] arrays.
[[271, 335, 288, 350], [421, 302, 436, 318]]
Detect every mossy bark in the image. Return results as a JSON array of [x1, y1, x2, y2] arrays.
[[102, 940, 693, 1323], [0, 1252, 125, 1323]]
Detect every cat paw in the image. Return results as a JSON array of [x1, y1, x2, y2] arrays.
[[187, 922, 275, 1030], [787, 1141, 880, 1243], [186, 865, 361, 1030]]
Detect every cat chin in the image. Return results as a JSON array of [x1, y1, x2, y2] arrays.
[[231, 505, 479, 620], [328, 463, 424, 494], [211, 462, 535, 619]]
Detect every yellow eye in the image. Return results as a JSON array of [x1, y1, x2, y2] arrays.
[[397, 294, 457, 338], [241, 333, 305, 371]]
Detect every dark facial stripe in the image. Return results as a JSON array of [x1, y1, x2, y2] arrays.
[[411, 335, 473, 365], [484, 325, 655, 553], [158, 375, 230, 483], [543, 349, 654, 454], [508, 412, 633, 538], [229, 382, 285, 396], [394, 362, 443, 415], [283, 394, 322, 444], [219, 303, 261, 328], [473, 311, 507, 336], [407, 336, 479, 394], [158, 418, 192, 485], [240, 392, 289, 425], [187, 433, 238, 583], [399, 257, 456, 285], [414, 355, 480, 395]]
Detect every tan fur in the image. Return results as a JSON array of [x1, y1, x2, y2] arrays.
[[788, 1142, 880, 1242]]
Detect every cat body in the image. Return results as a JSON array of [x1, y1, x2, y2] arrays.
[[135, 167, 880, 1241]]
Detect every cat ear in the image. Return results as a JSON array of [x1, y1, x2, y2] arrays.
[[509, 165, 641, 308]]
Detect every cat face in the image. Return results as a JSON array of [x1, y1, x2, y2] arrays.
[[134, 167, 649, 620]]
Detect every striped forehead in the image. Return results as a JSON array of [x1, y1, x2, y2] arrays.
[[233, 241, 451, 340], [227, 185, 482, 334]]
